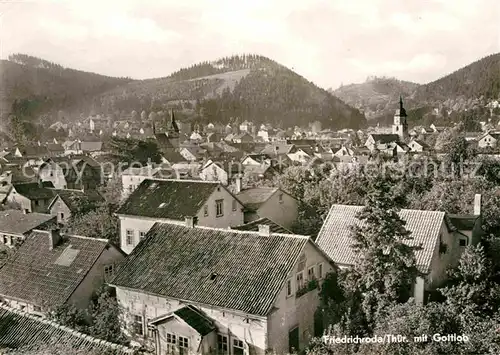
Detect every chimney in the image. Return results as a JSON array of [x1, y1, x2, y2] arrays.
[[48, 229, 61, 250], [258, 224, 270, 237], [185, 216, 197, 228], [235, 175, 242, 194], [474, 194, 482, 216]]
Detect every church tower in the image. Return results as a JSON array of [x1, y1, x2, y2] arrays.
[[392, 96, 408, 140]]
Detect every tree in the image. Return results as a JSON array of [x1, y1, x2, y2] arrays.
[[48, 303, 89, 333], [140, 110, 147, 121], [349, 173, 420, 332], [66, 205, 119, 244], [88, 286, 127, 344]]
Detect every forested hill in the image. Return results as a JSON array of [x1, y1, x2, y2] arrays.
[[413, 53, 500, 103], [1, 54, 132, 121], [331, 77, 419, 120], [331, 53, 500, 124], [95, 54, 366, 129]]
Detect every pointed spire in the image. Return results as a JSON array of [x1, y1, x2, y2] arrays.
[[399, 95, 407, 117]]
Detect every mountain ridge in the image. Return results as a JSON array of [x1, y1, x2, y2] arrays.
[[2, 53, 366, 130]]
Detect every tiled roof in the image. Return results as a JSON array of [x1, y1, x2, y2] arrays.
[[316, 205, 446, 273], [50, 189, 104, 212], [174, 306, 215, 336], [236, 187, 278, 211], [0, 231, 109, 307], [162, 150, 187, 164], [110, 223, 308, 316], [260, 143, 296, 156], [116, 179, 220, 219], [369, 134, 400, 144], [232, 217, 292, 234], [0, 210, 56, 235], [46, 143, 64, 152], [80, 141, 103, 152], [12, 182, 55, 200], [0, 305, 134, 354]]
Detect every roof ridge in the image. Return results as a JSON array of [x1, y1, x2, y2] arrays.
[[31, 229, 110, 243], [165, 223, 309, 239], [0, 303, 135, 353], [145, 178, 220, 184]]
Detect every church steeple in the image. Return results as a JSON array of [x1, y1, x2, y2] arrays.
[[393, 95, 408, 140], [168, 109, 179, 134]]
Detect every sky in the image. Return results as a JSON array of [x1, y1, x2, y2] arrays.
[[0, 0, 499, 90]]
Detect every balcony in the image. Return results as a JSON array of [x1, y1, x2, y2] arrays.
[[296, 279, 319, 298]]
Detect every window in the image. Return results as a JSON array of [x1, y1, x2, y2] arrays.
[[286, 278, 292, 297], [459, 239, 467, 247], [33, 305, 41, 312], [2, 235, 8, 244], [296, 272, 304, 291], [139, 231, 146, 240], [179, 336, 189, 355], [126, 230, 134, 245], [104, 265, 114, 279], [166, 333, 177, 353], [133, 315, 143, 335], [217, 334, 228, 355], [278, 193, 284, 204], [307, 266, 315, 281], [204, 205, 209, 217], [34, 200, 39, 206], [216, 199, 224, 217], [233, 339, 244, 355], [318, 263, 323, 279], [59, 212, 64, 220], [232, 199, 237, 211]]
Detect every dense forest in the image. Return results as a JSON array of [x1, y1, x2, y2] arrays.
[[1, 53, 366, 130], [331, 77, 419, 119], [0, 54, 132, 123], [333, 53, 500, 125]]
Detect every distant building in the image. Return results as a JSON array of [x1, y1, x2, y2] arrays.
[[477, 132, 500, 149], [392, 96, 409, 140], [5, 181, 55, 214], [48, 189, 104, 224], [235, 187, 299, 229]]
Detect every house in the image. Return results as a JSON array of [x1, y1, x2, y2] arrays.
[[430, 124, 445, 133], [333, 146, 355, 157], [0, 209, 56, 247], [121, 165, 161, 198], [241, 154, 272, 166], [477, 132, 500, 149], [235, 187, 299, 229], [38, 157, 101, 191], [408, 140, 430, 153], [109, 222, 334, 354], [316, 200, 483, 304], [287, 148, 313, 164], [4, 181, 55, 213], [231, 217, 292, 234], [0, 304, 135, 354], [115, 179, 244, 254], [0, 229, 125, 314], [232, 132, 254, 144], [364, 134, 400, 151], [261, 143, 296, 157], [46, 143, 65, 156], [180, 146, 205, 162], [242, 164, 277, 185], [199, 160, 242, 185], [14, 145, 50, 159], [62, 140, 103, 155], [48, 189, 104, 224]]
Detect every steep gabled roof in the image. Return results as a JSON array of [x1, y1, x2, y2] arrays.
[[0, 305, 134, 354], [12, 182, 55, 200], [0, 231, 110, 307], [232, 217, 292, 234], [316, 204, 446, 273], [48, 189, 104, 212], [0, 210, 56, 235], [110, 223, 309, 316], [116, 179, 221, 219], [369, 134, 400, 144], [236, 187, 279, 211], [149, 305, 216, 336]]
